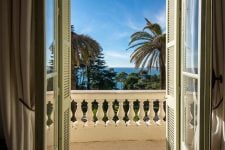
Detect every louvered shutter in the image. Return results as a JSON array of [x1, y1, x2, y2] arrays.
[[58, 0, 71, 150], [166, 0, 180, 149]]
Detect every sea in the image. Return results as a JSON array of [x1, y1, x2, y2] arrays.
[[110, 67, 160, 75]]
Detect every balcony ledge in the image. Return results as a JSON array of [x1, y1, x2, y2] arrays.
[[71, 90, 166, 94]]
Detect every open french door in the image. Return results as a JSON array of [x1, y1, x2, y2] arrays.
[[166, 0, 212, 150], [38, 0, 71, 149], [166, 0, 181, 149], [180, 0, 212, 149], [58, 0, 71, 149], [45, 0, 59, 149]]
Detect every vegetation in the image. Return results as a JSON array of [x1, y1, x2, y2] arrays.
[[127, 18, 166, 89], [86, 52, 117, 90], [76, 68, 160, 90], [47, 42, 54, 91], [71, 25, 102, 89], [115, 72, 128, 89], [123, 72, 160, 90], [76, 52, 117, 90]]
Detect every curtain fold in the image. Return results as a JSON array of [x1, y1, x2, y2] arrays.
[[211, 0, 225, 150], [0, 0, 36, 149]]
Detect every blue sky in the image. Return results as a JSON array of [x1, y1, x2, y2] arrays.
[[71, 0, 166, 67], [46, 0, 54, 69]]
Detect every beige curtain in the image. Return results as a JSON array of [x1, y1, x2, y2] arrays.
[[0, 0, 36, 149], [211, 0, 225, 149]]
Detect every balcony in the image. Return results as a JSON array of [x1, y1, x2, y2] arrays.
[[46, 90, 166, 150]]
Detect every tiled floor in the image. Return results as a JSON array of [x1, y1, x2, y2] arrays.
[[71, 140, 166, 150]]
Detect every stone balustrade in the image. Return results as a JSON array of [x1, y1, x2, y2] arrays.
[[46, 90, 166, 146], [70, 90, 166, 142]]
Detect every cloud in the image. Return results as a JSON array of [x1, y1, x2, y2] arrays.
[[105, 50, 128, 59], [79, 26, 93, 34], [104, 50, 134, 67], [126, 18, 142, 31], [111, 31, 130, 40]]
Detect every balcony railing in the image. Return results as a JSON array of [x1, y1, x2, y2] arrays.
[[46, 90, 166, 147]]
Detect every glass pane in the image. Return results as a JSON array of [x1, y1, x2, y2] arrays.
[[46, 0, 55, 74], [45, 0, 57, 149], [182, 76, 198, 150], [183, 0, 199, 74], [46, 77, 57, 150]]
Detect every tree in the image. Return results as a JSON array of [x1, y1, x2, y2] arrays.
[[123, 72, 161, 90], [48, 42, 55, 73], [101, 68, 117, 90], [87, 52, 116, 90], [47, 42, 54, 91], [124, 73, 140, 90], [87, 52, 106, 89], [71, 25, 102, 89], [115, 72, 128, 89], [127, 18, 166, 89]]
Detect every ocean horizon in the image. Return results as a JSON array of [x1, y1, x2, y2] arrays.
[[109, 67, 160, 75]]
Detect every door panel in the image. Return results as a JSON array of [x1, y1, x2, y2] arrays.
[[166, 0, 212, 149], [180, 0, 212, 149], [58, 0, 71, 149], [166, 0, 181, 149], [45, 0, 58, 149], [181, 0, 200, 149]]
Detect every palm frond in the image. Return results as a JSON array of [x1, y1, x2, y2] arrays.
[[129, 31, 153, 45], [143, 19, 162, 36], [126, 41, 148, 50]]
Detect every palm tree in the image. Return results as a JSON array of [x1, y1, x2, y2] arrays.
[[71, 25, 102, 89], [127, 18, 166, 89]]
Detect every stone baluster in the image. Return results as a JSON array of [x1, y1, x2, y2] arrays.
[[187, 95, 194, 129], [158, 99, 165, 125], [71, 100, 76, 123], [139, 101, 146, 126], [117, 100, 126, 126], [185, 95, 194, 144], [163, 101, 166, 121], [145, 100, 150, 126], [46, 101, 54, 128], [149, 100, 155, 125], [75, 100, 84, 127], [107, 100, 115, 126], [96, 100, 105, 127], [86, 100, 94, 127], [128, 100, 136, 126]]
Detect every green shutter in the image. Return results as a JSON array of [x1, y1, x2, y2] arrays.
[[58, 0, 71, 150], [166, 0, 180, 149]]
